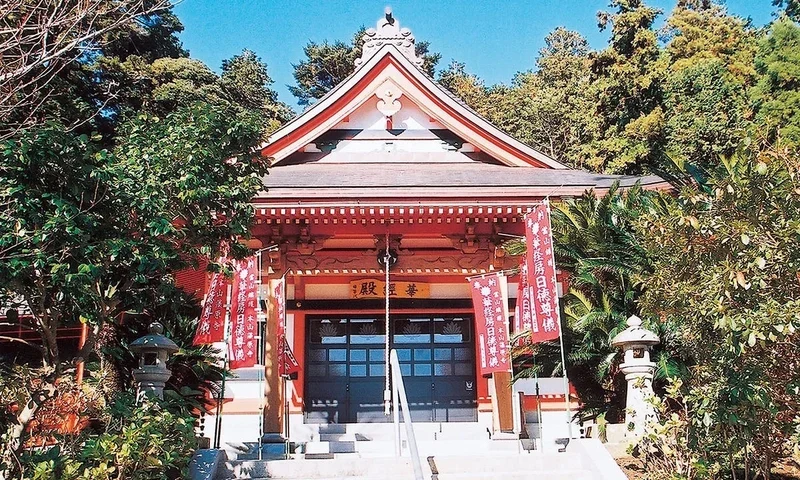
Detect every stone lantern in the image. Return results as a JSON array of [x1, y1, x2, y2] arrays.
[[611, 315, 660, 437], [130, 322, 179, 400]]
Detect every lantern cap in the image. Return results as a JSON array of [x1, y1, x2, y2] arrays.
[[130, 322, 179, 354], [611, 315, 660, 347]]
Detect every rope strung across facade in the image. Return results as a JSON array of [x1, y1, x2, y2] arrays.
[[384, 232, 391, 416]]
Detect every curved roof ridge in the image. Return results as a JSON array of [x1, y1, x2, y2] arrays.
[[259, 39, 566, 169]]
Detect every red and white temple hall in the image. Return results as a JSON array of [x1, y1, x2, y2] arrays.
[[203, 10, 669, 447]]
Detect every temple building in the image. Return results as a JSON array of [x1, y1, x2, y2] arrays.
[[204, 9, 668, 449]]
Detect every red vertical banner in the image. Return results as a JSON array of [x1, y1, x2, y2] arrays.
[[524, 203, 562, 343], [274, 279, 285, 370], [274, 279, 300, 377], [273, 279, 300, 377], [513, 259, 534, 345], [228, 256, 258, 369], [193, 261, 228, 346], [469, 273, 511, 377], [281, 338, 301, 377]]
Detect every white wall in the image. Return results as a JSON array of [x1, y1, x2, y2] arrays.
[[204, 412, 261, 447]]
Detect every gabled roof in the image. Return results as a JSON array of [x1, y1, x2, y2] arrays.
[[260, 35, 566, 169], [255, 9, 671, 207], [257, 162, 666, 200]]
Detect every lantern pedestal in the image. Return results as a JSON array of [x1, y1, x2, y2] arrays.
[[132, 366, 173, 399], [619, 360, 657, 437], [611, 315, 660, 438]]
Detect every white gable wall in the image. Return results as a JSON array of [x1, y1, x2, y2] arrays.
[[321, 96, 473, 157], [336, 99, 439, 131], [324, 139, 458, 154]]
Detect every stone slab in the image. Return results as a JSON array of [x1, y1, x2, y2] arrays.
[[189, 448, 226, 480]]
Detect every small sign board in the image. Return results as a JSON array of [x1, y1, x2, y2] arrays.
[[349, 279, 430, 299]]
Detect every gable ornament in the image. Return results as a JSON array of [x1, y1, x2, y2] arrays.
[[375, 80, 403, 118], [356, 7, 423, 68]]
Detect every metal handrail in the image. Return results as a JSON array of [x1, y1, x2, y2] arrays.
[[390, 349, 424, 480]]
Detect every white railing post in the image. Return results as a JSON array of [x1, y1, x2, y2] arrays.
[[390, 349, 424, 480], [393, 366, 401, 456]]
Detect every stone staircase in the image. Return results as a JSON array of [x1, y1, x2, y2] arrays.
[[208, 422, 628, 479], [300, 422, 519, 458], [218, 451, 596, 479]]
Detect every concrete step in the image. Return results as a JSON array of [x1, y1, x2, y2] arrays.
[[217, 456, 416, 479], [430, 452, 585, 472], [302, 422, 489, 441], [303, 438, 524, 457], [317, 424, 347, 434], [300, 422, 500, 460], [209, 438, 626, 480], [241, 473, 593, 480], [305, 441, 358, 454], [217, 452, 590, 479], [306, 424, 492, 443], [220, 441, 251, 461], [426, 472, 593, 480], [318, 433, 372, 442], [220, 441, 288, 461]]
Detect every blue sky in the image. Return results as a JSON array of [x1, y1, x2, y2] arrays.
[[174, 1, 778, 108]]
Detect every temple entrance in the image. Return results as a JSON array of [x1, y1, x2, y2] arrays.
[[305, 315, 478, 423]]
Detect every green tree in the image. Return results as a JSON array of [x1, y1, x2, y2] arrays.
[[636, 142, 800, 478], [662, 2, 757, 172], [773, 0, 800, 21], [101, 2, 187, 62], [111, 56, 223, 119], [434, 29, 593, 167], [3, 2, 290, 143], [90, 49, 286, 396], [16, 393, 199, 480], [664, 1, 756, 80], [0, 0, 176, 137], [506, 185, 687, 420], [751, 17, 800, 148], [111, 51, 292, 134], [1, 2, 294, 471], [550, 185, 655, 420], [496, 28, 593, 166], [290, 28, 441, 106], [581, 0, 666, 174], [663, 61, 750, 173], [437, 61, 490, 111], [72, 1, 191, 137], [0, 102, 266, 467]]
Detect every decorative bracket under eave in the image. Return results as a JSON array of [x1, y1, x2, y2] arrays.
[[446, 222, 489, 255]]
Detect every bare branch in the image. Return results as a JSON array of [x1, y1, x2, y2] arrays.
[[0, 334, 46, 354], [0, 0, 173, 136]]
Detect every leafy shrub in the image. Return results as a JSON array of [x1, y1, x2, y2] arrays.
[[19, 393, 198, 480], [635, 380, 713, 480]]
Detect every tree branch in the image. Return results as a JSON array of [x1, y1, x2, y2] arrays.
[[0, 335, 46, 355], [0, 0, 174, 135]]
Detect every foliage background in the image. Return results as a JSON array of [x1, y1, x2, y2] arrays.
[[3, 0, 800, 478]]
